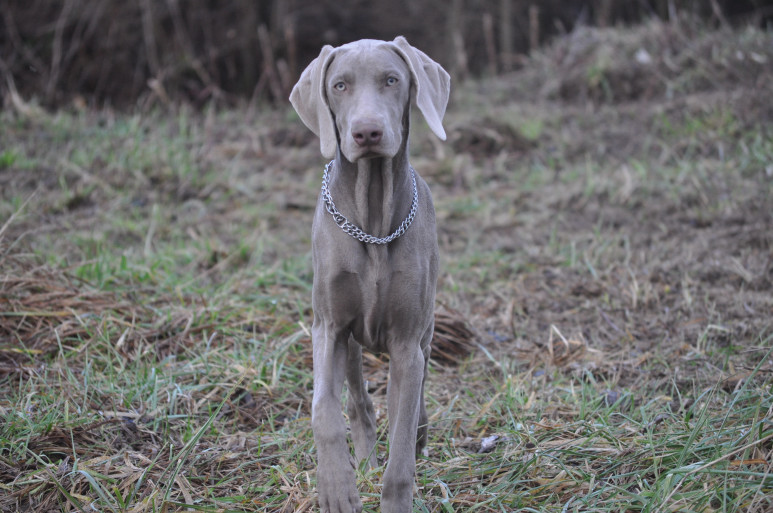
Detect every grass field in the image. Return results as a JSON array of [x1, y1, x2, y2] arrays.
[[2, 18, 772, 513]]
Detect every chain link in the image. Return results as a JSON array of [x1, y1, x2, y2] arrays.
[[321, 160, 418, 244]]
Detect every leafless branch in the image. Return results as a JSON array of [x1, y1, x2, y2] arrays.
[[46, 0, 75, 100]]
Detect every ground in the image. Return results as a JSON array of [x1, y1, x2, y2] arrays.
[[1, 17, 772, 513]]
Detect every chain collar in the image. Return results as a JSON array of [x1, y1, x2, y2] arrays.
[[321, 160, 418, 244]]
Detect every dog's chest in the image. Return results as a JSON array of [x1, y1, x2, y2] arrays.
[[318, 247, 432, 353]]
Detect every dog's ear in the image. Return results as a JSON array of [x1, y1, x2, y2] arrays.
[[290, 45, 337, 159], [391, 36, 450, 141]]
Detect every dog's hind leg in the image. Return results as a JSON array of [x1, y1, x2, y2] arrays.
[[416, 333, 432, 457], [346, 336, 378, 468]]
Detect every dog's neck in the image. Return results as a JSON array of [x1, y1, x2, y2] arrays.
[[330, 140, 412, 242]]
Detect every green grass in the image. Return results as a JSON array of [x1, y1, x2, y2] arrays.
[[2, 20, 773, 513], [416, 353, 772, 512]]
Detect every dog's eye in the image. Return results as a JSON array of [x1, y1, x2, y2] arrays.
[[386, 77, 398, 86], [334, 82, 346, 91]]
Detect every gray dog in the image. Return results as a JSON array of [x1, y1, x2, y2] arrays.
[[290, 36, 450, 513]]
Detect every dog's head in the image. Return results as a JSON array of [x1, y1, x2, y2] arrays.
[[290, 36, 450, 161]]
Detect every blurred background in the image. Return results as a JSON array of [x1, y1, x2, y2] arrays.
[[2, 0, 772, 109]]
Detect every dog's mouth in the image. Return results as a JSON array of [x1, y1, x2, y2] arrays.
[[341, 129, 401, 162], [359, 148, 386, 159], [348, 145, 393, 161]]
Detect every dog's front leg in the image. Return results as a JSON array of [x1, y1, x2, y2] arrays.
[[312, 324, 362, 513], [381, 344, 426, 513]]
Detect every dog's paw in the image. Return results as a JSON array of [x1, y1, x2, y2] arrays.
[[317, 466, 362, 513]]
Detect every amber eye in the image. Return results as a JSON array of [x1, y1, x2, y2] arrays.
[[334, 82, 346, 91], [386, 77, 398, 86]]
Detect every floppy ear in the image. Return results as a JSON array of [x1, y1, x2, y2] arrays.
[[391, 36, 450, 140], [289, 45, 338, 159]]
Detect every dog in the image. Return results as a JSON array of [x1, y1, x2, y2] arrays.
[[290, 36, 450, 513]]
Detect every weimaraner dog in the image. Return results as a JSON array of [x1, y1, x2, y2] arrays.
[[290, 37, 450, 512]]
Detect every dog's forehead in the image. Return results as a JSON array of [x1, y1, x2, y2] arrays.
[[338, 39, 389, 52], [329, 40, 407, 72]]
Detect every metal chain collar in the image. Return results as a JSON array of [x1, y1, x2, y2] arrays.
[[321, 160, 418, 245]]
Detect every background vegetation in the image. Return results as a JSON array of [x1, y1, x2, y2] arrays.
[[1, 0, 773, 107], [1, 4, 772, 513]]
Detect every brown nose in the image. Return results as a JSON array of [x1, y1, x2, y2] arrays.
[[351, 122, 383, 147]]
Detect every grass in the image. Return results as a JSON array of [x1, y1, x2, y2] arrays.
[[2, 17, 773, 513], [419, 353, 773, 512]]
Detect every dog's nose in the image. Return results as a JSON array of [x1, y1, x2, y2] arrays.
[[352, 122, 383, 147]]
